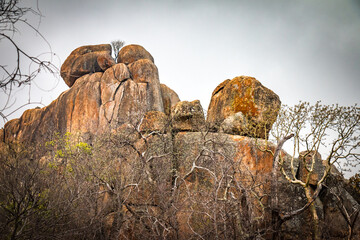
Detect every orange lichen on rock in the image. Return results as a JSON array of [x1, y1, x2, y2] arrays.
[[231, 77, 259, 117]]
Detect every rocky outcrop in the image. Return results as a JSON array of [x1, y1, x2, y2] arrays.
[[207, 76, 281, 139], [0, 43, 358, 240], [60, 44, 115, 87]]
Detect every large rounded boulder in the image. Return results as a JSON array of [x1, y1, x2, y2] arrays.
[[117, 44, 154, 65], [60, 44, 115, 87], [206, 76, 281, 139]]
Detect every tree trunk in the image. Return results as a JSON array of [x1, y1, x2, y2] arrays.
[[271, 134, 294, 239], [305, 187, 320, 240]]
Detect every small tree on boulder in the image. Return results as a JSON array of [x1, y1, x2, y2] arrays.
[[111, 40, 125, 61]]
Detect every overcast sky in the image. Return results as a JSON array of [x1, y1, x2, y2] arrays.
[[1, 0, 360, 128]]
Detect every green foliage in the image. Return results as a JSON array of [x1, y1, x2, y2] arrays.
[[46, 132, 93, 170], [76, 141, 92, 155]]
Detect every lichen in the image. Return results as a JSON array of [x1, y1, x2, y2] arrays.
[[231, 77, 258, 117]]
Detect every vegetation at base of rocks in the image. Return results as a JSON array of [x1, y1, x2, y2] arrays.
[[0, 101, 359, 239], [0, 133, 99, 240], [0, 127, 272, 239], [45, 132, 92, 160]]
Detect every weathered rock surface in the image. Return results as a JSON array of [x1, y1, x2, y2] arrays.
[[128, 59, 164, 112], [3, 72, 103, 144], [117, 44, 154, 65], [171, 100, 205, 132], [98, 61, 161, 132], [60, 44, 115, 87], [207, 76, 281, 139], [138, 111, 168, 133], [97, 53, 116, 71], [100, 63, 131, 105]]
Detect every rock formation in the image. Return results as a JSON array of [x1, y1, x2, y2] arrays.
[[0, 44, 359, 240]]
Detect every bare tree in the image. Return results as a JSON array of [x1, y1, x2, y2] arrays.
[[268, 102, 360, 239], [0, 0, 58, 124], [111, 40, 125, 61]]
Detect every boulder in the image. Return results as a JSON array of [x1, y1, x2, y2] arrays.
[[60, 44, 115, 87], [117, 44, 154, 65], [98, 62, 149, 130], [160, 84, 180, 116], [171, 100, 205, 132], [207, 76, 281, 139]]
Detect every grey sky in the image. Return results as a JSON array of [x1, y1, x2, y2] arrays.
[[1, 0, 360, 128]]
